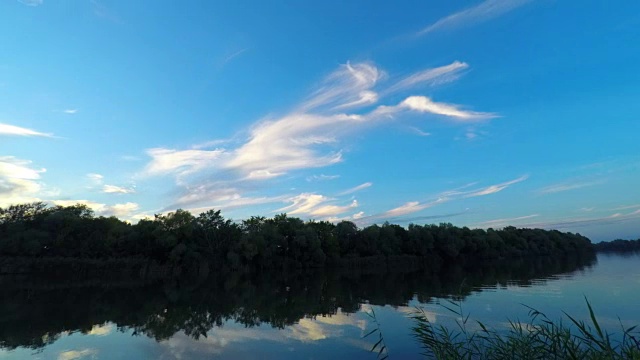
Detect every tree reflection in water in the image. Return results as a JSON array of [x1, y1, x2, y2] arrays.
[[0, 253, 596, 351]]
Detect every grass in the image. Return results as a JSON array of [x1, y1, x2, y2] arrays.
[[409, 297, 640, 360]]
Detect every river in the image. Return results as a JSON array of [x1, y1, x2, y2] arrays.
[[0, 252, 638, 359]]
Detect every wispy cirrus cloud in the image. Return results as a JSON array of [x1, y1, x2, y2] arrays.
[[538, 180, 604, 195], [63, 109, 78, 114], [384, 61, 469, 94], [52, 200, 140, 218], [86, 173, 104, 185], [306, 174, 340, 182], [381, 199, 445, 218], [143, 148, 225, 179], [407, 126, 432, 137], [276, 193, 358, 218], [399, 96, 497, 121], [463, 175, 529, 197], [58, 349, 98, 360], [17, 0, 43, 6], [0, 156, 45, 207], [474, 214, 540, 228], [0, 123, 52, 137], [611, 204, 640, 211], [360, 175, 528, 224], [141, 60, 497, 215], [418, 0, 532, 36], [338, 182, 372, 196], [102, 185, 135, 194], [516, 209, 640, 233]]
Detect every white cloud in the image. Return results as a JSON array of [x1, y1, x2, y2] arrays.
[[338, 182, 372, 196], [18, 0, 43, 6], [52, 200, 139, 218], [102, 185, 135, 194], [0, 123, 52, 137], [408, 126, 431, 137], [612, 204, 640, 211], [463, 175, 528, 197], [418, 0, 531, 35], [400, 96, 496, 120], [140, 60, 496, 214], [539, 180, 604, 194], [385, 61, 469, 94], [300, 62, 383, 112], [86, 173, 104, 185], [276, 193, 358, 218], [144, 148, 225, 178], [361, 176, 527, 223], [0, 156, 45, 207], [87, 324, 113, 336], [306, 174, 340, 182], [277, 193, 328, 215], [311, 200, 358, 217], [57, 349, 97, 360], [382, 198, 447, 218], [475, 214, 540, 228], [63, 109, 78, 114]]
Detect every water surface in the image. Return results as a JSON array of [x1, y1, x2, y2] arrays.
[[1, 253, 638, 359]]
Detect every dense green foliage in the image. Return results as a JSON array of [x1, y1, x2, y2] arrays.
[[594, 239, 640, 252], [410, 299, 640, 360], [0, 202, 594, 270]]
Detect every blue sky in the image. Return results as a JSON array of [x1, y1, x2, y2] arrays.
[[1, 0, 639, 241]]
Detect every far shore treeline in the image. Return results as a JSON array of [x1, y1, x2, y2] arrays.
[[0, 202, 603, 274]]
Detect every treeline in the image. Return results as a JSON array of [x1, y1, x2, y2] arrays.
[[594, 238, 640, 252], [0, 202, 594, 270]]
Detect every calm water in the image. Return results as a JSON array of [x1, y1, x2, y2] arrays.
[[1, 253, 639, 359]]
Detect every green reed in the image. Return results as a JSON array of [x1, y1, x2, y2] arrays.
[[409, 297, 640, 360]]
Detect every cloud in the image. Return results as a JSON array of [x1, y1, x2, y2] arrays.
[[611, 204, 640, 211], [87, 324, 113, 336], [538, 180, 604, 194], [463, 175, 528, 197], [311, 200, 358, 217], [306, 174, 340, 182], [276, 193, 358, 218], [277, 193, 328, 215], [338, 182, 372, 196], [141, 60, 496, 215], [57, 349, 98, 360], [0, 123, 52, 137], [400, 96, 497, 120], [91, 0, 120, 23], [102, 185, 135, 194], [86, 173, 104, 185], [0, 157, 45, 207], [300, 62, 383, 112], [408, 126, 431, 137], [143, 148, 225, 179], [515, 210, 640, 232], [171, 184, 288, 213], [418, 0, 531, 36], [63, 109, 78, 114], [358, 176, 527, 225], [474, 214, 540, 228], [18, 0, 43, 6], [384, 61, 469, 94], [382, 198, 447, 218], [221, 48, 249, 66], [52, 200, 140, 218]]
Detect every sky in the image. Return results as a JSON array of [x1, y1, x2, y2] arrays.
[[1, 0, 639, 241]]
